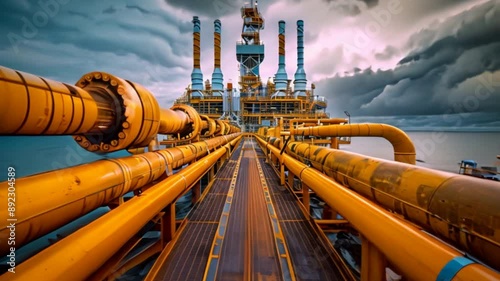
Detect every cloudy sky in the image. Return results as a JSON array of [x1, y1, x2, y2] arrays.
[[1, 0, 499, 130]]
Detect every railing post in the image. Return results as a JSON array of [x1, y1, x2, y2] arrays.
[[192, 181, 201, 203], [361, 235, 386, 281], [330, 137, 339, 149], [160, 203, 176, 247], [287, 171, 295, 189], [322, 204, 339, 220], [302, 182, 310, 216], [280, 157, 285, 186], [209, 166, 215, 182]]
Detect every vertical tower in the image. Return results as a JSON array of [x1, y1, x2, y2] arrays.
[[293, 20, 307, 97], [191, 16, 204, 92], [274, 20, 288, 94], [236, 0, 265, 97], [211, 19, 224, 93]]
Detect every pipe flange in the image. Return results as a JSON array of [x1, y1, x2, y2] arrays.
[[200, 115, 216, 137], [170, 104, 202, 141], [73, 72, 148, 153]]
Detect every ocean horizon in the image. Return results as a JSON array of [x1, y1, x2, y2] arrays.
[[341, 131, 500, 173], [1, 131, 499, 181]]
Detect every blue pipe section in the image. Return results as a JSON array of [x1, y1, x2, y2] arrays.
[[191, 16, 204, 91], [294, 20, 307, 92], [212, 19, 224, 91], [274, 20, 288, 91]]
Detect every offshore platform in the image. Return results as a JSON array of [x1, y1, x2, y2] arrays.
[[175, 1, 328, 133], [1, 1, 500, 281]]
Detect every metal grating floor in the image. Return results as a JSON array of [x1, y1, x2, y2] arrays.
[[151, 222, 217, 281], [188, 194, 228, 221], [149, 139, 350, 281], [256, 146, 348, 281], [150, 143, 241, 281], [281, 221, 346, 281], [216, 146, 282, 280]]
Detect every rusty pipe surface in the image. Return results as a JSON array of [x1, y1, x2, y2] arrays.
[[256, 136, 500, 280], [286, 141, 500, 271], [0, 141, 237, 281], [291, 123, 416, 164], [0, 133, 241, 256], [0, 65, 206, 152]]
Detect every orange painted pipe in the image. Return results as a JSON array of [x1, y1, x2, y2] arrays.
[[291, 123, 416, 164], [286, 141, 500, 271], [0, 142, 237, 281], [0, 133, 241, 256], [0, 65, 99, 135], [256, 136, 500, 280], [0, 65, 205, 152]]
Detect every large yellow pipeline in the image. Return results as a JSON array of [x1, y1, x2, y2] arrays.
[[291, 123, 416, 164], [0, 66, 99, 135], [0, 133, 240, 256], [0, 141, 238, 281], [256, 137, 500, 280], [286, 141, 500, 271], [0, 66, 208, 152]]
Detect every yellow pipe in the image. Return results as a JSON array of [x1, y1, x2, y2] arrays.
[[286, 141, 500, 271], [159, 108, 190, 134], [0, 65, 206, 152], [256, 136, 500, 280], [0, 133, 241, 256], [167, 104, 203, 141], [0, 142, 237, 281], [0, 65, 99, 135], [291, 123, 416, 164]]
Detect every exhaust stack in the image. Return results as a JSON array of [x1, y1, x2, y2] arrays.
[[294, 20, 307, 94], [274, 20, 288, 92], [191, 16, 203, 91], [211, 19, 224, 91]]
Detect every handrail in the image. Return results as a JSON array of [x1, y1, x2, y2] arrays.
[[285, 140, 500, 271], [0, 141, 239, 281], [0, 133, 241, 256]]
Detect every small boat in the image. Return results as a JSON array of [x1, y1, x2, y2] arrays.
[[459, 160, 500, 181]]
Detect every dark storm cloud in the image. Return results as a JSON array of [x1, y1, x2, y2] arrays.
[[0, 1, 192, 68], [316, 0, 500, 130], [125, 5, 152, 15], [165, 0, 245, 17], [375, 45, 399, 61], [66, 10, 92, 19], [103, 6, 118, 14]]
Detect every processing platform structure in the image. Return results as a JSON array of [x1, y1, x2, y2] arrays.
[[175, 1, 328, 133], [1, 1, 500, 280]]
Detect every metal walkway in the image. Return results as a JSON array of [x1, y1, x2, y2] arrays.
[[148, 138, 351, 281]]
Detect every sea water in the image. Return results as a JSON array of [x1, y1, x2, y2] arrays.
[[1, 132, 499, 181], [340, 131, 500, 173]]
